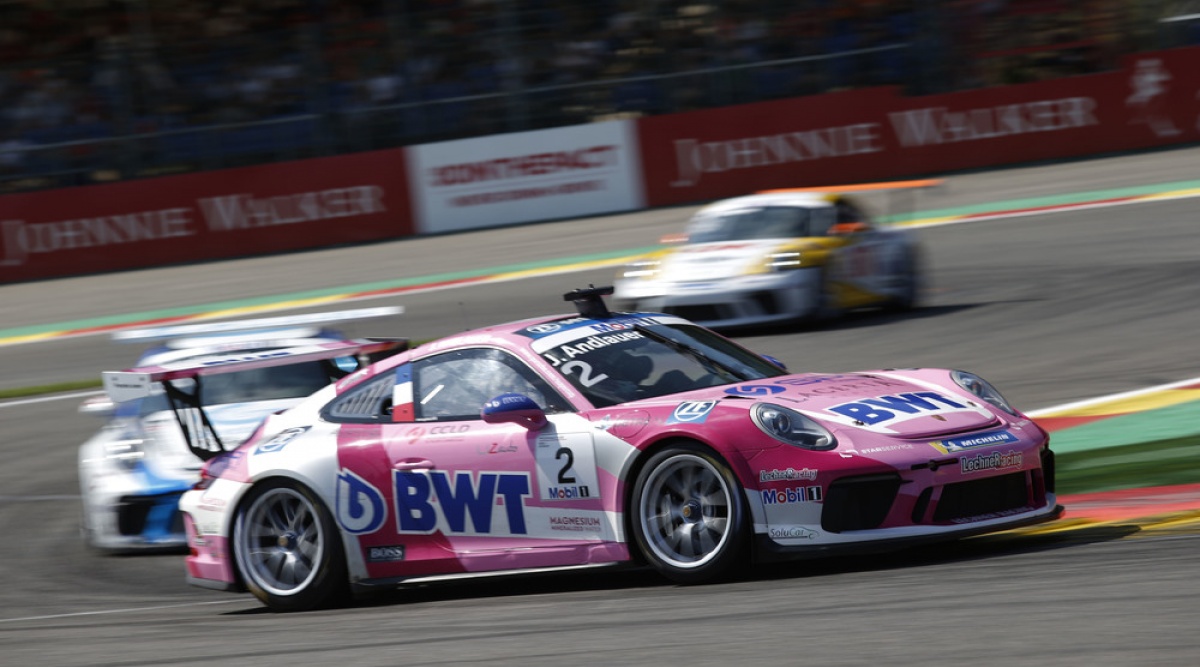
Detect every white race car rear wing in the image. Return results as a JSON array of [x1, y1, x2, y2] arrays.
[[102, 338, 407, 460], [113, 306, 403, 346], [102, 338, 404, 402]]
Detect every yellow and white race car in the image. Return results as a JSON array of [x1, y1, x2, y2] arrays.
[[613, 181, 936, 330]]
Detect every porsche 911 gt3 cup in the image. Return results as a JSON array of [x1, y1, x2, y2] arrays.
[[77, 307, 402, 551], [613, 181, 934, 329], [103, 286, 1058, 611]]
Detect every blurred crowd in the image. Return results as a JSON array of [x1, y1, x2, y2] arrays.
[[0, 0, 1185, 190]]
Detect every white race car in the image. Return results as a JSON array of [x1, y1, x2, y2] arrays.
[[613, 182, 935, 329], [77, 308, 403, 551]]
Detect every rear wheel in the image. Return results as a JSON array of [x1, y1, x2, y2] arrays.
[[806, 266, 841, 323], [630, 443, 748, 583], [888, 247, 921, 312], [233, 479, 349, 612]]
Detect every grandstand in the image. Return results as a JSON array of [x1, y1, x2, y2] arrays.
[[0, 0, 1183, 193]]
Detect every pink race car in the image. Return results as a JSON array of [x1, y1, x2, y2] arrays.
[[104, 287, 1060, 612]]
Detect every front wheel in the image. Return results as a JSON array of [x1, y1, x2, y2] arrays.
[[233, 479, 349, 612], [630, 444, 749, 583]]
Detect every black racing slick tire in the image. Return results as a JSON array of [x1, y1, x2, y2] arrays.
[[232, 479, 350, 612], [630, 443, 749, 584], [887, 247, 921, 312]]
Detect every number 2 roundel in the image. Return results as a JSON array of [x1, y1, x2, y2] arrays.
[[533, 432, 601, 501]]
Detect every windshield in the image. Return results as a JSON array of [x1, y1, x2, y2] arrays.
[[687, 206, 818, 243], [538, 323, 786, 408]]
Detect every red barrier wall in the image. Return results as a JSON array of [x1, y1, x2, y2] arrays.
[[1, 149, 413, 283], [638, 47, 1200, 207]]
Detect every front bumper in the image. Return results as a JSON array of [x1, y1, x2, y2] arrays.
[[614, 270, 818, 328]]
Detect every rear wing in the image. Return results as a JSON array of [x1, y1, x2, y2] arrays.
[[113, 306, 402, 346], [103, 338, 406, 461], [758, 178, 944, 225]]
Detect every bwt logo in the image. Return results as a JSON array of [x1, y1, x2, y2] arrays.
[[724, 384, 785, 397], [829, 392, 967, 425], [336, 469, 387, 535], [394, 470, 531, 535]]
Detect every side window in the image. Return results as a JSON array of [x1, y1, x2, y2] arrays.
[[322, 371, 397, 423], [414, 348, 569, 422]]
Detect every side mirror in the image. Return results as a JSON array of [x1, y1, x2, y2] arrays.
[[762, 355, 787, 372], [79, 395, 115, 417], [829, 221, 869, 235], [482, 393, 547, 430]]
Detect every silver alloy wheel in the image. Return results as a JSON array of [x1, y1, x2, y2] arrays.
[[235, 486, 325, 597], [637, 453, 733, 569]]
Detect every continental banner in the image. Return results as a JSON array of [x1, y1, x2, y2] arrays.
[[408, 120, 644, 235], [0, 149, 413, 282], [638, 46, 1200, 206]]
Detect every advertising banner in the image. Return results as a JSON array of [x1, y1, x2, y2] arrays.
[[1, 149, 413, 283], [408, 120, 644, 235], [637, 46, 1200, 207]]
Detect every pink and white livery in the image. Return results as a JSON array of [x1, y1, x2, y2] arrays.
[[104, 287, 1061, 612]]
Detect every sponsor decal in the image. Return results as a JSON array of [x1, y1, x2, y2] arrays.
[[759, 468, 818, 483], [887, 97, 1097, 147], [541, 331, 644, 367], [548, 515, 604, 532], [768, 526, 818, 540], [336, 469, 387, 535], [929, 430, 1020, 454], [761, 485, 823, 505], [428, 146, 619, 187], [394, 470, 531, 535], [2, 208, 196, 267], [366, 545, 407, 563], [774, 376, 909, 399], [198, 186, 386, 230], [545, 484, 592, 500], [477, 441, 519, 455], [402, 426, 426, 444], [960, 450, 1023, 475], [667, 400, 718, 424], [855, 444, 916, 454], [828, 392, 968, 425], [588, 317, 658, 333], [669, 123, 884, 188], [525, 323, 561, 335], [725, 384, 786, 397], [535, 436, 602, 502], [254, 426, 309, 455]]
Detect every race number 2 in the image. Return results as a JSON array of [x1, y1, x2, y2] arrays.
[[534, 432, 601, 501]]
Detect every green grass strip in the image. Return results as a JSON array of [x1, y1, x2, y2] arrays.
[[1056, 435, 1200, 495], [878, 178, 1200, 223]]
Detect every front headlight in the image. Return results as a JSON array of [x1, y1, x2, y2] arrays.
[[620, 259, 660, 279], [765, 251, 802, 271], [951, 370, 1019, 416], [752, 403, 837, 450]]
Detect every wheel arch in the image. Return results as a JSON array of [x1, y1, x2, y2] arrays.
[[619, 435, 748, 565]]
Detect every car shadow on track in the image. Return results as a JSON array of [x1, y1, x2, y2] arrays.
[[750, 522, 1141, 581], [221, 524, 1139, 615]]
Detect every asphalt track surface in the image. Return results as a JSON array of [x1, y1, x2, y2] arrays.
[[3, 146, 1200, 665]]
